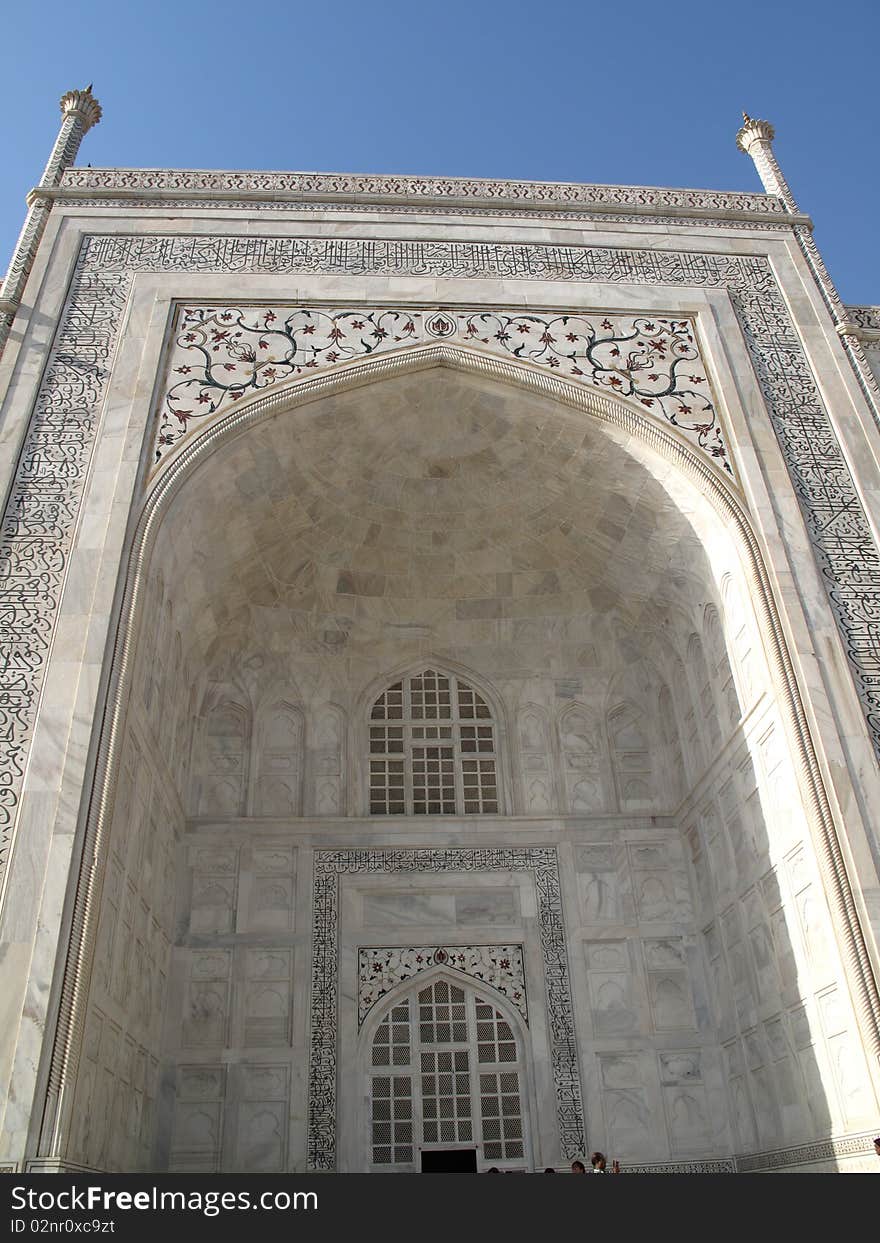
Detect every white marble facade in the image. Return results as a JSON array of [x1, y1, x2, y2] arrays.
[[1, 146, 880, 1174]]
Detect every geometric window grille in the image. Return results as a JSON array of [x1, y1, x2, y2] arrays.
[[369, 669, 499, 815], [369, 979, 527, 1170]]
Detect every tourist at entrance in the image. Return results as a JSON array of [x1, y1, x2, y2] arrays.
[[590, 1152, 620, 1173]]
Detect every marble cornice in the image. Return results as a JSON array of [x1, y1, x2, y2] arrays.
[[844, 305, 880, 342], [52, 168, 807, 227]]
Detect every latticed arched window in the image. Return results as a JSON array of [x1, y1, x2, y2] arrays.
[[369, 669, 499, 815], [369, 978, 528, 1170]]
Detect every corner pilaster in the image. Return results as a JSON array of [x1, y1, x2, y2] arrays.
[[737, 111, 880, 433], [0, 86, 102, 355]]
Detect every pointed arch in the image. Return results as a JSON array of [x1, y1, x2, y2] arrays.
[[254, 701, 304, 817], [190, 696, 251, 817], [516, 703, 556, 814], [359, 966, 533, 1172], [364, 664, 503, 816], [558, 701, 606, 814], [607, 698, 655, 812], [39, 338, 880, 1171]]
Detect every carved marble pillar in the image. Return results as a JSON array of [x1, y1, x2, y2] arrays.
[[737, 112, 880, 430], [0, 87, 102, 355]]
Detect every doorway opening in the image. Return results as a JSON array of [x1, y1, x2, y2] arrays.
[[368, 977, 530, 1172], [421, 1149, 477, 1173]]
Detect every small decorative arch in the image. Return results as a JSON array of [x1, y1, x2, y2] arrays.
[[254, 701, 304, 817], [607, 700, 654, 811], [366, 666, 502, 816], [558, 702, 605, 813], [516, 704, 555, 813], [191, 697, 251, 816]]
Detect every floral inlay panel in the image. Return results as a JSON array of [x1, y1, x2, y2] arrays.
[[358, 945, 527, 1027], [154, 305, 730, 476]]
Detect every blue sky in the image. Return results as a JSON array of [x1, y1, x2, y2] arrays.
[[1, 0, 878, 304]]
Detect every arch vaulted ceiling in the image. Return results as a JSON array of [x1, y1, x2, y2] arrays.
[[146, 363, 728, 685]]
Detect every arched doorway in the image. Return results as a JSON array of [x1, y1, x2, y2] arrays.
[[362, 973, 532, 1172]]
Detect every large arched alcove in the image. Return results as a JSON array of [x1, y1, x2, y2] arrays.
[[44, 355, 879, 1171]]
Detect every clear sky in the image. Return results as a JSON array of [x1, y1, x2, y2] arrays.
[[1, 0, 877, 305]]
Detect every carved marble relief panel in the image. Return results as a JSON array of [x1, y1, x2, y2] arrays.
[[69, 702, 181, 1171], [169, 1065, 226, 1173], [584, 940, 640, 1037], [659, 1051, 713, 1154], [517, 705, 555, 814], [598, 1054, 653, 1159], [575, 843, 631, 925], [187, 845, 238, 935], [629, 840, 693, 925], [559, 705, 607, 814], [234, 1064, 290, 1173], [642, 938, 698, 1032], [245, 846, 296, 934], [157, 837, 299, 1172], [192, 703, 250, 818], [311, 705, 345, 815], [254, 705, 303, 817]]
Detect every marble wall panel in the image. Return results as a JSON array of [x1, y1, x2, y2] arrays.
[[558, 704, 607, 813], [254, 705, 303, 817], [598, 1054, 653, 1158], [642, 938, 697, 1032], [517, 705, 556, 813], [575, 842, 633, 924], [310, 705, 344, 815], [584, 940, 641, 1037], [170, 1065, 226, 1173]]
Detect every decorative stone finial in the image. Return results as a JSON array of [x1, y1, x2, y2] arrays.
[[59, 86, 102, 133], [736, 113, 775, 154]]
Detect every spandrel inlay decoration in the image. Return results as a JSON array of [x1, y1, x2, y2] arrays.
[[2, 230, 880, 905], [358, 945, 528, 1028], [154, 305, 730, 476]]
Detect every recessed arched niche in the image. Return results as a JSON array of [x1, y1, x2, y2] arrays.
[[58, 359, 878, 1173]]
